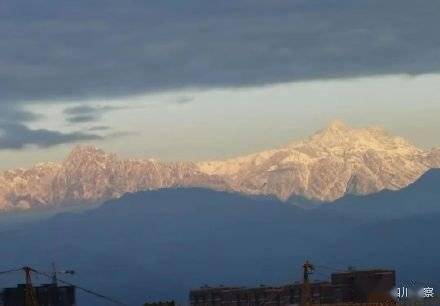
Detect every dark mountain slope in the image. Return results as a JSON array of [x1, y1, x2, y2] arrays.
[[320, 168, 440, 220], [0, 189, 352, 305], [322, 212, 440, 287]]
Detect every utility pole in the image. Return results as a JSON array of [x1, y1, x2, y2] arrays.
[[300, 260, 314, 306]]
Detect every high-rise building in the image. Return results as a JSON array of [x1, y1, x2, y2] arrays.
[[1, 283, 76, 306]]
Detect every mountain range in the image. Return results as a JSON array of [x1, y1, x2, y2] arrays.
[[1, 120, 439, 212], [1, 169, 439, 305]]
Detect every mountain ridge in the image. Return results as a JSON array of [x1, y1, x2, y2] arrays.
[[0, 121, 439, 212], [198, 121, 439, 200]]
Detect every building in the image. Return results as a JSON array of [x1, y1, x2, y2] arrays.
[[190, 283, 334, 305], [331, 269, 396, 303], [144, 301, 176, 306], [1, 283, 76, 306], [189, 268, 396, 305]]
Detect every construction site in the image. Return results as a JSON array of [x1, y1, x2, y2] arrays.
[[189, 261, 397, 306], [0, 262, 435, 306]]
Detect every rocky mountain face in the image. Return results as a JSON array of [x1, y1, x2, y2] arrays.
[[0, 146, 228, 212], [198, 121, 440, 201], [0, 121, 439, 212]]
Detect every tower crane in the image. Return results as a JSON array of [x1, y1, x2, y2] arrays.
[[23, 266, 39, 306], [300, 260, 314, 306]]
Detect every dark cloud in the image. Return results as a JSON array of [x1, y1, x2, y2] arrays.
[[88, 126, 110, 132], [63, 105, 103, 116], [63, 105, 119, 123], [0, 105, 102, 150], [175, 96, 195, 105], [66, 115, 97, 123], [0, 122, 102, 149], [2, 106, 42, 123], [1, 0, 439, 150], [0, 0, 439, 105]]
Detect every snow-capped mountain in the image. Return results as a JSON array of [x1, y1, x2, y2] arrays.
[[0, 121, 438, 212], [0, 146, 228, 212], [198, 121, 440, 200]]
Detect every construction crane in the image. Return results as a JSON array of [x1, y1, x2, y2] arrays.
[[300, 260, 314, 306], [20, 263, 75, 306], [23, 266, 39, 306], [260, 260, 316, 306], [0, 265, 127, 306]]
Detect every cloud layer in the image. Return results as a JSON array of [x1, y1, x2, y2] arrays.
[[0, 105, 103, 149], [1, 0, 440, 104], [0, 122, 102, 149], [1, 0, 440, 151], [63, 105, 119, 123]]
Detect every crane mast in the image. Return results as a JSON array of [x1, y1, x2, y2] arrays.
[[300, 260, 314, 306], [23, 266, 39, 306]]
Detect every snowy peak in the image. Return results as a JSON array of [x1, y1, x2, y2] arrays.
[[65, 145, 115, 165], [67, 145, 106, 158], [311, 120, 355, 141], [198, 121, 437, 201], [0, 145, 228, 212], [318, 119, 352, 134], [293, 121, 419, 156]]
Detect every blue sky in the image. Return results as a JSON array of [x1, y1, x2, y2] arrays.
[[1, 0, 440, 168]]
